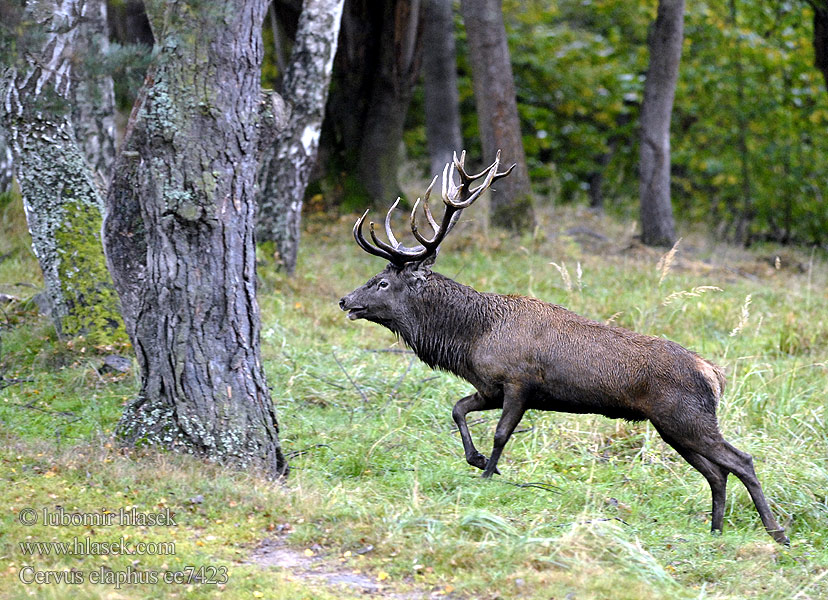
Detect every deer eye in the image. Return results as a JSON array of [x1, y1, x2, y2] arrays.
[[378, 280, 389, 289]]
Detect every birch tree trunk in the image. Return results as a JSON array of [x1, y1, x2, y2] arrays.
[[0, 0, 124, 343], [71, 0, 117, 188], [460, 0, 533, 231], [257, 0, 345, 275], [422, 0, 463, 176], [0, 130, 12, 193], [103, 0, 288, 477], [639, 0, 683, 247]]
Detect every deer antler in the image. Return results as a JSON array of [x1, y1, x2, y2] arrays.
[[353, 150, 515, 267]]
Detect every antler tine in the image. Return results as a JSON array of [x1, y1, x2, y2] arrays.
[[384, 198, 403, 249], [421, 175, 440, 234], [445, 151, 499, 209], [353, 210, 396, 262], [369, 220, 422, 259], [453, 149, 500, 186], [410, 176, 440, 247], [441, 161, 453, 206], [351, 150, 515, 266]]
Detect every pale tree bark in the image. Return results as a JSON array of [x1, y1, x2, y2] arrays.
[[639, 0, 683, 247], [257, 0, 345, 275], [103, 0, 288, 477], [71, 0, 116, 188], [422, 0, 463, 176], [0, 0, 123, 343], [0, 129, 12, 193], [460, 0, 533, 231]]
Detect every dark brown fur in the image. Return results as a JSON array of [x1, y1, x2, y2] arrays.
[[341, 263, 789, 544]]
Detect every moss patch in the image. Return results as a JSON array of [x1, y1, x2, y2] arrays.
[[53, 196, 127, 345]]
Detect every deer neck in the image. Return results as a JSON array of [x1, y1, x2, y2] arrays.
[[398, 274, 494, 376]]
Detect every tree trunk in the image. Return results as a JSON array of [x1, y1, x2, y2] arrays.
[[357, 0, 425, 205], [326, 0, 380, 158], [103, 0, 288, 478], [422, 0, 463, 176], [71, 0, 117, 188], [639, 0, 683, 247], [257, 0, 345, 275], [0, 129, 12, 193], [106, 0, 154, 47], [0, 0, 124, 343], [323, 1, 425, 206], [813, 1, 828, 92], [460, 0, 533, 231]]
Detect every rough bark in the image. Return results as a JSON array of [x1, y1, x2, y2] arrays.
[[103, 0, 288, 478], [257, 0, 345, 274], [422, 0, 463, 176], [460, 0, 533, 231], [639, 0, 683, 247], [0, 0, 124, 343], [71, 0, 117, 188]]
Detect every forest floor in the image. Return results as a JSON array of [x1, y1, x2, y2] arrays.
[[1, 192, 827, 599]]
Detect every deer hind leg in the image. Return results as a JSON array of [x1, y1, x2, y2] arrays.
[[657, 428, 728, 533], [702, 439, 789, 545], [452, 392, 502, 472], [657, 416, 788, 545]]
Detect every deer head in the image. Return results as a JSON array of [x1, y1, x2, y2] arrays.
[[339, 151, 514, 326]]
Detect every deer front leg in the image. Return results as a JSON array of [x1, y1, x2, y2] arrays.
[[452, 392, 502, 473], [481, 386, 529, 478]]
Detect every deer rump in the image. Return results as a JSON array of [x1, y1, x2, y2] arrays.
[[339, 150, 788, 545]]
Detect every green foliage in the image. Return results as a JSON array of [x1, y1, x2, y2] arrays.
[[504, 0, 650, 201], [405, 0, 828, 243], [673, 1, 828, 244], [0, 189, 39, 293]]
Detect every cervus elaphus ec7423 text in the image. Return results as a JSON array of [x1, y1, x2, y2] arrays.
[[339, 151, 788, 545]]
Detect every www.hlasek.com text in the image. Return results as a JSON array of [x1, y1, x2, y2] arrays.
[[19, 537, 175, 557]]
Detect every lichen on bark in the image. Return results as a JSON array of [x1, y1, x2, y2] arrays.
[[257, 0, 345, 274], [0, 0, 125, 344], [104, 0, 288, 478]]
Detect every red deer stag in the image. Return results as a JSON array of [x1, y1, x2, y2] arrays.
[[339, 151, 788, 544]]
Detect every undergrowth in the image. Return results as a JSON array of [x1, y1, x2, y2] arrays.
[[1, 201, 826, 599]]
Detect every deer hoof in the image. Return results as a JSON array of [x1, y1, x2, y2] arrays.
[[480, 462, 501, 477], [770, 529, 790, 546]]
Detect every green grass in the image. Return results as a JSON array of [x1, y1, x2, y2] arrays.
[[1, 202, 827, 599]]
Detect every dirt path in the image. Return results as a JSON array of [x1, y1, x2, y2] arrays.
[[248, 538, 448, 599]]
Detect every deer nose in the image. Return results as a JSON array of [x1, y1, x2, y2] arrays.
[[339, 297, 347, 310]]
